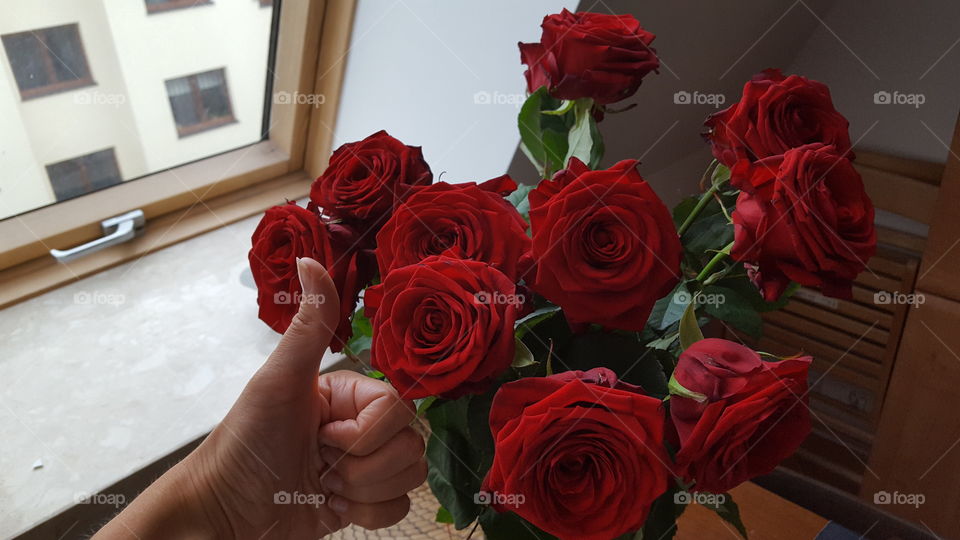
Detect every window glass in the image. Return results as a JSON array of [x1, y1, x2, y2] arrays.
[[0, 3, 275, 220], [46, 148, 122, 201]]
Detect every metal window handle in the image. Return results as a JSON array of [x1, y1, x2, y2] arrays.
[[50, 209, 145, 263]]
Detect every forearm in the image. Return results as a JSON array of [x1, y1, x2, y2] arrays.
[[93, 452, 228, 539]]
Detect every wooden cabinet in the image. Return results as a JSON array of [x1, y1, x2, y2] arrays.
[[863, 294, 960, 536]]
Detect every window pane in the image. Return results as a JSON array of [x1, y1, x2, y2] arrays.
[[46, 149, 122, 201], [1, 33, 51, 91], [0, 4, 275, 219], [43, 25, 89, 82]]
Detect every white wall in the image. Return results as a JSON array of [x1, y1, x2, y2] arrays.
[[334, 0, 577, 185], [786, 0, 960, 164]]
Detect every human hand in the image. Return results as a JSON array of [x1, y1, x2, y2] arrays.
[[95, 258, 425, 539]]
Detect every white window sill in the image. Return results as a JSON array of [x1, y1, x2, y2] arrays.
[[0, 212, 350, 537]]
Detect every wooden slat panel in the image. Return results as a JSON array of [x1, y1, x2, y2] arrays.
[[762, 311, 887, 359], [756, 324, 882, 380], [783, 298, 892, 334], [855, 161, 940, 225]]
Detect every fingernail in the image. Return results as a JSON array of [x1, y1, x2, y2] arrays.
[[329, 495, 349, 514], [296, 257, 307, 296], [321, 470, 344, 491], [320, 447, 339, 465]]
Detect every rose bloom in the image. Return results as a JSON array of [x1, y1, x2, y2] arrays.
[[248, 202, 375, 352], [482, 368, 670, 540], [309, 130, 433, 227], [731, 143, 876, 300], [519, 9, 659, 105], [375, 176, 531, 281], [364, 256, 520, 399], [527, 158, 682, 331], [705, 69, 852, 169], [671, 339, 812, 494]]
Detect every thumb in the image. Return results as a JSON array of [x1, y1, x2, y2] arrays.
[[266, 257, 341, 376]]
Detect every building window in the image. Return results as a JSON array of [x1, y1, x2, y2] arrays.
[[165, 68, 236, 137], [1, 24, 94, 100], [145, 0, 213, 14], [46, 149, 123, 202]]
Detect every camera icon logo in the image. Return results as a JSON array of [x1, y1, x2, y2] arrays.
[[674, 491, 693, 505], [673, 90, 692, 105], [474, 291, 491, 304], [473, 91, 492, 105], [274, 491, 291, 504], [873, 90, 891, 105], [673, 289, 692, 304], [874, 291, 891, 305], [474, 491, 492, 505], [874, 491, 891, 505], [274, 91, 292, 105], [274, 290, 292, 305]]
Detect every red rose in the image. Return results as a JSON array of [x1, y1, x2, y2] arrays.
[[730, 143, 876, 300], [364, 256, 520, 399], [248, 202, 375, 352], [705, 69, 852, 168], [482, 368, 670, 540], [375, 176, 531, 281], [670, 339, 812, 494], [309, 130, 433, 227], [527, 158, 682, 331], [519, 9, 659, 105]]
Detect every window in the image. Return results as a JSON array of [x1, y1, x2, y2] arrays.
[[1, 24, 93, 99], [165, 68, 236, 137], [46, 149, 122, 202], [145, 0, 213, 15]]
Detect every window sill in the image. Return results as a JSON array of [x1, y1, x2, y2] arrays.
[[146, 0, 214, 15], [19, 77, 96, 101], [176, 115, 239, 138], [0, 209, 358, 537]]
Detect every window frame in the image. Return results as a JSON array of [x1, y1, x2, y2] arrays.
[[145, 0, 214, 15], [0, 0, 358, 309], [1, 23, 95, 100], [165, 68, 238, 137]]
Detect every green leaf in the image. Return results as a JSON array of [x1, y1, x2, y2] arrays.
[[515, 305, 561, 339], [700, 493, 749, 539], [672, 196, 699, 229], [344, 306, 373, 358], [702, 285, 763, 338], [639, 487, 687, 540], [668, 373, 707, 402], [683, 210, 733, 256], [563, 99, 597, 168], [646, 332, 679, 351], [511, 338, 537, 368], [658, 284, 691, 331], [479, 508, 557, 539], [425, 399, 484, 529], [542, 99, 574, 115], [518, 88, 570, 178], [435, 506, 454, 524], [711, 163, 731, 187], [364, 369, 385, 380], [416, 396, 437, 416], [679, 301, 704, 351], [505, 183, 535, 219], [558, 330, 669, 396]]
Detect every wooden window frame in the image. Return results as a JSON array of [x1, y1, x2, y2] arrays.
[[0, 0, 357, 309], [145, 0, 214, 15], [166, 68, 238, 138], [46, 148, 123, 202], [1, 24, 95, 100]]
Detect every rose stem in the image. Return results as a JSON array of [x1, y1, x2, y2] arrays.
[[677, 161, 721, 237], [696, 240, 735, 282]]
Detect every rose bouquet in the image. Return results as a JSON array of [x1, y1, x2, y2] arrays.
[[248, 8, 876, 540]]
